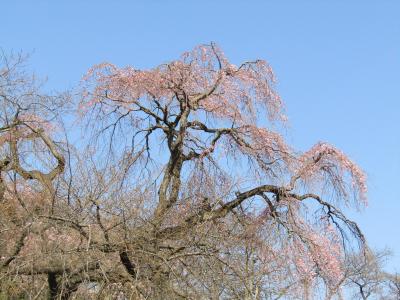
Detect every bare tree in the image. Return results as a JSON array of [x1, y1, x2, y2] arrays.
[[386, 273, 400, 299], [340, 249, 390, 299]]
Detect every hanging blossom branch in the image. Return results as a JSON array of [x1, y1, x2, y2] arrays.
[[78, 44, 368, 294]]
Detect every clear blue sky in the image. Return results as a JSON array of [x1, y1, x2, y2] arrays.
[[2, 1, 399, 270]]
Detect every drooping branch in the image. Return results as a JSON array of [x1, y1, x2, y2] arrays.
[[157, 184, 282, 238], [288, 192, 365, 244]]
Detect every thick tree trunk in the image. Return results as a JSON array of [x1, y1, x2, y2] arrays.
[[47, 272, 58, 300]]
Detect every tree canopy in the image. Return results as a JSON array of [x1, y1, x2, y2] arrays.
[[0, 45, 393, 300]]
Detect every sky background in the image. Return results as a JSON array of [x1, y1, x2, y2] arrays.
[[1, 1, 399, 271]]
